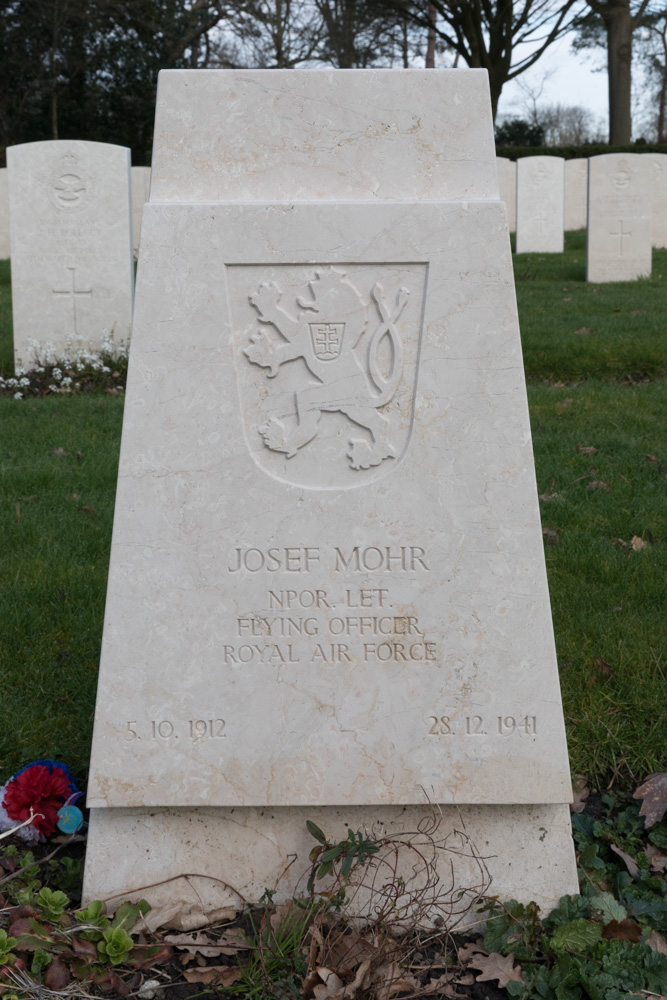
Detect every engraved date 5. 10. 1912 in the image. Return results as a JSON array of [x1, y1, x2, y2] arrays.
[[124, 719, 226, 742]]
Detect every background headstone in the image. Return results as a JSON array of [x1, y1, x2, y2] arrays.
[[83, 69, 577, 921], [647, 153, 667, 249], [7, 140, 134, 368], [587, 153, 653, 283], [131, 166, 151, 256], [515, 156, 564, 253], [496, 156, 516, 232], [564, 158, 588, 230], [0, 168, 9, 259]]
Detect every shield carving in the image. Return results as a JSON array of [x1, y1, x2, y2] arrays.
[[309, 322, 345, 361], [228, 263, 427, 490]]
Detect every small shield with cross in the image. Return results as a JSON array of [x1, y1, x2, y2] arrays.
[[309, 322, 345, 361]]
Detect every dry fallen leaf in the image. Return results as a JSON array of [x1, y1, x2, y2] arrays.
[[421, 974, 467, 998], [164, 928, 250, 957], [322, 927, 376, 975], [574, 327, 594, 335], [646, 454, 658, 464], [576, 444, 598, 455], [646, 845, 667, 873], [457, 939, 487, 964], [312, 967, 345, 999], [602, 919, 642, 942], [372, 962, 420, 1000], [610, 844, 639, 878], [596, 657, 614, 680], [647, 930, 667, 955], [182, 965, 243, 986], [542, 527, 559, 545], [570, 776, 590, 814], [631, 535, 647, 552], [633, 773, 667, 827], [587, 479, 609, 491], [79, 504, 95, 514], [470, 952, 523, 988], [52, 447, 71, 458], [556, 397, 574, 409]]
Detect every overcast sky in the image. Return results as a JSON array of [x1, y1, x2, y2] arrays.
[[496, 33, 609, 130]]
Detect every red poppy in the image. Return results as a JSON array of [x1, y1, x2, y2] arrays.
[[3, 764, 72, 837]]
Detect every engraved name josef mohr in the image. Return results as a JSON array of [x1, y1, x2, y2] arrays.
[[227, 545, 430, 573]]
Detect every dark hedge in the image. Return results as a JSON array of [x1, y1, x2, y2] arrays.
[[496, 143, 667, 160]]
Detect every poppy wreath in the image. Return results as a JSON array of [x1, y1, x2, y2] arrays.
[[0, 759, 78, 843]]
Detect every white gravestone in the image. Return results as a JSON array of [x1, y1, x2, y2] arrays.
[[7, 140, 133, 368], [587, 154, 653, 283], [496, 157, 516, 232], [83, 70, 577, 921], [516, 156, 564, 253], [646, 153, 667, 249], [131, 166, 151, 256], [0, 169, 9, 259], [564, 158, 588, 230]]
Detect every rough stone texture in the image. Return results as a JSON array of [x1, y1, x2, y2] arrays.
[[515, 156, 564, 253], [0, 169, 9, 258], [496, 157, 516, 232], [131, 166, 151, 256], [587, 153, 653, 283], [647, 153, 667, 248], [150, 69, 498, 203], [85, 69, 577, 914], [7, 140, 133, 368], [564, 158, 588, 230], [83, 804, 577, 927]]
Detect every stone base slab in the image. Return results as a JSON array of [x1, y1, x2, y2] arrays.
[[83, 804, 577, 930]]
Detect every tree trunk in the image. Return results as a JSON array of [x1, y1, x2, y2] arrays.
[[658, 25, 667, 143], [425, 2, 436, 67], [488, 72, 502, 122], [603, 0, 633, 144], [50, 2, 59, 140]]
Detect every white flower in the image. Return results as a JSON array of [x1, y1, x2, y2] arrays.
[[13, 392, 23, 399], [0, 785, 13, 831], [48, 385, 59, 393]]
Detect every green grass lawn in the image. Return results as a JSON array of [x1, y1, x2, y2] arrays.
[[0, 260, 12, 376], [0, 236, 665, 787]]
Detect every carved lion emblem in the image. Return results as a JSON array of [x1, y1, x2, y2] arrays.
[[243, 267, 409, 472]]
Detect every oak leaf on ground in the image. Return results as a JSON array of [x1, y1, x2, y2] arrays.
[[633, 773, 667, 827], [372, 961, 420, 1000], [468, 951, 523, 988], [646, 845, 667, 873], [570, 776, 590, 814], [164, 928, 250, 956], [647, 930, 667, 955], [182, 965, 244, 985], [457, 939, 487, 964], [610, 844, 639, 878], [601, 919, 642, 942]]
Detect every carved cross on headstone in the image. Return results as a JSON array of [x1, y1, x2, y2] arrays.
[[52, 267, 93, 332], [534, 215, 547, 235], [610, 221, 632, 256]]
